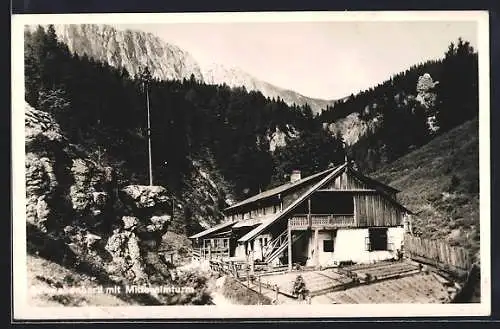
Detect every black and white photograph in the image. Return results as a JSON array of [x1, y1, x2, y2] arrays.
[[11, 11, 490, 319]]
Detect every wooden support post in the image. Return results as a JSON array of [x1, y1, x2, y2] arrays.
[[250, 249, 255, 276], [308, 197, 312, 228], [208, 244, 212, 260], [288, 226, 292, 271], [314, 229, 319, 267], [246, 245, 250, 287], [274, 284, 279, 303]]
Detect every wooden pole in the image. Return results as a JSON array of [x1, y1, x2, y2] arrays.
[[314, 229, 319, 267], [274, 284, 279, 303], [288, 226, 292, 271], [247, 265, 250, 288], [250, 249, 255, 276], [145, 80, 153, 186]]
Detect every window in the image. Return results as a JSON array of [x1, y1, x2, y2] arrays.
[[323, 240, 334, 252], [368, 228, 388, 251]]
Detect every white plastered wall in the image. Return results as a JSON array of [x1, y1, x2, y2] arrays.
[[301, 227, 404, 266]]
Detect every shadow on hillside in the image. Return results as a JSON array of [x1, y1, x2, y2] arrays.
[[452, 264, 481, 303]]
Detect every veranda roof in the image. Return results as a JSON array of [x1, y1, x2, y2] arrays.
[[188, 220, 236, 239]]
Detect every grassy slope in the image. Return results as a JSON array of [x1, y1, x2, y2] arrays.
[[27, 254, 136, 307], [371, 118, 480, 262]]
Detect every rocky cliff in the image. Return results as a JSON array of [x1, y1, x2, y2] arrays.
[[53, 24, 203, 82], [25, 102, 212, 305]]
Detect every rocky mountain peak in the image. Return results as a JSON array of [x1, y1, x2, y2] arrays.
[[52, 24, 204, 81], [38, 23, 334, 114]]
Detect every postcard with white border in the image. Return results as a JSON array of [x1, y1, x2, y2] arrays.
[[12, 10, 491, 320]]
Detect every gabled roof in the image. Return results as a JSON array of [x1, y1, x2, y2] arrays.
[[188, 220, 236, 239], [232, 215, 271, 228], [238, 163, 349, 242], [238, 162, 411, 243], [224, 166, 337, 212], [347, 166, 400, 194]]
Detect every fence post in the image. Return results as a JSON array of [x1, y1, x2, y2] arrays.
[[274, 284, 279, 303]]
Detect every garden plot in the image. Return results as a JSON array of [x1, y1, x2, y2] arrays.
[[341, 261, 420, 281], [323, 272, 453, 304]]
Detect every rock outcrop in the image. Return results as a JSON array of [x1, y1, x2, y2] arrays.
[[416, 73, 439, 109], [105, 185, 172, 283], [325, 112, 382, 146], [416, 73, 439, 132], [25, 101, 173, 287], [25, 107, 115, 232], [119, 185, 170, 210]]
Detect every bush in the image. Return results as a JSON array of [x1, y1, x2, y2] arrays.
[[159, 269, 212, 305]]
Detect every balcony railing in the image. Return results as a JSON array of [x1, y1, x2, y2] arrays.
[[289, 214, 355, 229]]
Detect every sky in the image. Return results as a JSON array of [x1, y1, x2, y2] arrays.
[[115, 21, 478, 100]]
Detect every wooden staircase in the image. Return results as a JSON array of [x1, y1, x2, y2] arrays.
[[263, 230, 305, 264]]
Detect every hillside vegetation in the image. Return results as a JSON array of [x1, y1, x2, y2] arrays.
[[321, 39, 478, 173], [372, 118, 479, 262]]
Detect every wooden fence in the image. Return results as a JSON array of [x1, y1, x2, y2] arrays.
[[404, 234, 472, 273]]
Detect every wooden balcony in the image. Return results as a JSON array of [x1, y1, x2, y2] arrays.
[[289, 214, 355, 230]]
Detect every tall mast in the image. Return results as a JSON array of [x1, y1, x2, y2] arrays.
[[146, 81, 153, 186], [141, 67, 153, 186]]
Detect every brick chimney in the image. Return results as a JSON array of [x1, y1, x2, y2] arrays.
[[290, 170, 301, 183]]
